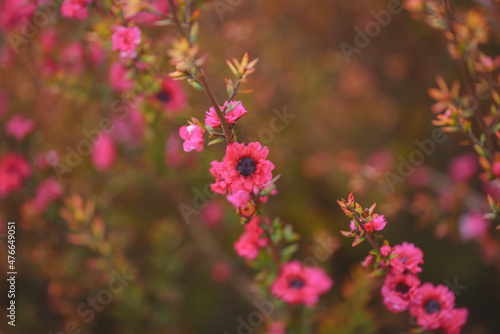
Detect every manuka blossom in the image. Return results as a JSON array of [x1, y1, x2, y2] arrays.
[[409, 283, 467, 333], [5, 114, 35, 141], [233, 218, 267, 260], [109, 62, 134, 91], [112, 26, 141, 59], [390, 242, 424, 274], [271, 261, 332, 306], [0, 153, 31, 197], [134, 0, 170, 25], [61, 0, 92, 20], [31, 178, 63, 213], [205, 101, 248, 127], [381, 272, 421, 313], [91, 135, 116, 171], [210, 142, 274, 194], [179, 124, 204, 152], [350, 214, 387, 233], [155, 78, 186, 111], [448, 153, 477, 182]]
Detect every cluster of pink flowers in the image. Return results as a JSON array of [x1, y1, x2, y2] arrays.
[[112, 26, 142, 59], [233, 218, 268, 260], [61, 0, 93, 20], [380, 242, 467, 333], [205, 101, 247, 128], [0, 153, 31, 197], [210, 141, 275, 194], [271, 261, 333, 306]]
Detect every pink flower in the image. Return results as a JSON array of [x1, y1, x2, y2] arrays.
[[0, 153, 31, 197], [211, 142, 275, 194], [155, 78, 186, 111], [0, 0, 36, 31], [134, 0, 170, 25], [390, 242, 424, 274], [381, 272, 420, 313], [380, 244, 392, 257], [458, 212, 489, 241], [91, 135, 116, 171], [233, 218, 267, 260], [112, 108, 145, 146], [267, 322, 286, 334], [201, 201, 223, 228], [441, 307, 468, 334], [61, 0, 92, 20], [210, 262, 231, 283], [205, 101, 248, 127], [448, 153, 477, 182], [34, 150, 59, 170], [164, 134, 182, 168], [493, 161, 500, 179], [112, 26, 141, 59], [271, 261, 332, 306], [227, 190, 252, 208], [179, 124, 204, 152], [109, 62, 134, 91], [349, 215, 387, 233], [409, 283, 462, 331], [5, 115, 35, 141], [31, 178, 63, 213], [60, 42, 85, 74]]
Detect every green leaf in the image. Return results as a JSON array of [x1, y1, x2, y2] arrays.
[[153, 19, 173, 26], [352, 236, 365, 247], [189, 22, 199, 43], [208, 137, 225, 146]]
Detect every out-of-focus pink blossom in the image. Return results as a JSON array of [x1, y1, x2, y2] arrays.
[[201, 201, 224, 228], [179, 125, 204, 152], [409, 166, 430, 188], [0, 0, 36, 31], [31, 178, 63, 213], [0, 153, 31, 197], [227, 190, 252, 209], [210, 262, 232, 283], [155, 78, 186, 112], [60, 42, 85, 74], [448, 153, 477, 182], [5, 114, 35, 141], [164, 134, 182, 168], [112, 108, 145, 146], [91, 135, 116, 171]]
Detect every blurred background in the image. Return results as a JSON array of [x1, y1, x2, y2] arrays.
[[1, 0, 500, 333]]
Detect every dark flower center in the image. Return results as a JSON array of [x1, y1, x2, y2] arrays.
[[237, 157, 256, 177], [156, 90, 171, 103], [395, 283, 409, 294], [424, 299, 441, 314], [289, 278, 305, 289]]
